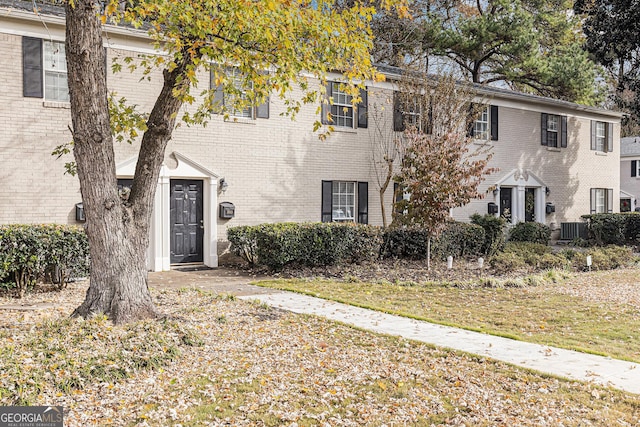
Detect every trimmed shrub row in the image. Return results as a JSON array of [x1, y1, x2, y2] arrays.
[[381, 222, 485, 260], [227, 222, 382, 270], [229, 221, 491, 269], [581, 213, 640, 246], [489, 242, 637, 275], [508, 222, 551, 245], [0, 224, 89, 297]]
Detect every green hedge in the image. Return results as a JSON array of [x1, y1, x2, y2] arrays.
[[470, 214, 507, 256], [508, 222, 551, 245], [0, 224, 89, 297], [581, 213, 640, 246], [227, 222, 382, 270], [489, 242, 636, 274], [381, 222, 485, 260]]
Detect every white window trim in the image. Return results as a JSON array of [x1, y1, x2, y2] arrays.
[[547, 115, 559, 148], [43, 40, 69, 102], [331, 181, 356, 222], [595, 121, 606, 152], [330, 82, 355, 128], [474, 107, 489, 140]]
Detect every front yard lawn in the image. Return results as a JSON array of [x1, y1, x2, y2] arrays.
[[255, 268, 640, 363], [1, 281, 639, 425]]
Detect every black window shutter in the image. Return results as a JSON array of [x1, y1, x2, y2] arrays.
[[607, 123, 613, 152], [632, 160, 637, 177], [467, 103, 476, 137], [560, 115, 567, 148], [590, 188, 596, 213], [393, 92, 405, 132], [590, 120, 596, 150], [256, 97, 269, 119], [357, 87, 368, 128], [490, 105, 499, 141], [357, 182, 368, 224], [23, 37, 43, 98], [321, 180, 333, 222], [321, 82, 332, 125], [607, 188, 613, 213], [541, 113, 548, 146]]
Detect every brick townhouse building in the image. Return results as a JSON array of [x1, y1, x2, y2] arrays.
[[0, 0, 623, 270]]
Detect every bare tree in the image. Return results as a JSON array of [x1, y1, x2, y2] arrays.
[[394, 74, 497, 269]]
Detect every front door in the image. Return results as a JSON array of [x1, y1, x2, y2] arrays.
[[500, 187, 512, 222], [170, 179, 204, 264], [525, 188, 536, 222]]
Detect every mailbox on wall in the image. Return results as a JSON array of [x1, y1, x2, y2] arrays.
[[75, 203, 85, 222], [487, 202, 499, 214], [546, 203, 556, 214], [219, 202, 235, 219]]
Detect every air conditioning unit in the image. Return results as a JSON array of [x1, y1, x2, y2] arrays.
[[560, 222, 587, 240]]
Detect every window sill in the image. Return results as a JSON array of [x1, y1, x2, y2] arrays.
[[330, 127, 358, 134], [546, 147, 561, 152], [473, 139, 493, 145], [223, 117, 256, 125], [43, 101, 70, 109], [594, 151, 608, 156]]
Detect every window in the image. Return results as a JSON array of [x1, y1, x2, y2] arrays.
[[43, 41, 69, 102], [22, 36, 69, 101], [332, 181, 355, 221], [547, 115, 558, 147], [541, 113, 567, 148], [321, 81, 368, 129], [590, 188, 613, 213], [469, 105, 499, 141], [210, 68, 269, 119], [591, 120, 613, 152], [321, 181, 368, 223], [474, 107, 489, 140], [632, 160, 640, 177], [330, 83, 354, 128]]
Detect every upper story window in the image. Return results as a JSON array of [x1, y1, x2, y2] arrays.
[[541, 113, 567, 148], [43, 41, 69, 102], [474, 107, 489, 140], [591, 120, 613, 153], [330, 83, 354, 128], [22, 36, 69, 102], [630, 160, 640, 177], [469, 105, 498, 141], [321, 81, 368, 129], [210, 68, 269, 119]]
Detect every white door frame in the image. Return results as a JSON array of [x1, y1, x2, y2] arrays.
[[493, 169, 547, 224], [116, 152, 220, 271]]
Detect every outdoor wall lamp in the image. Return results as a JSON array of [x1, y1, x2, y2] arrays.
[[545, 186, 551, 196], [492, 187, 499, 196], [219, 177, 229, 192]]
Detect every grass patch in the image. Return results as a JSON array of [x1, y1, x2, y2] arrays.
[[0, 315, 201, 405], [255, 272, 640, 363]]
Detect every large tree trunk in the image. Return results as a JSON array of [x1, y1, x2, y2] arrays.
[[66, 0, 193, 324]]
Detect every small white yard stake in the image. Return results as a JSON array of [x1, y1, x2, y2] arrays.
[[586, 255, 592, 272], [447, 256, 453, 270], [478, 257, 484, 269]]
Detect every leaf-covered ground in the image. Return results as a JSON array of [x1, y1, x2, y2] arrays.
[[1, 281, 639, 426]]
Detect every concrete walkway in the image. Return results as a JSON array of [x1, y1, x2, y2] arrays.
[[238, 291, 640, 395], [149, 269, 640, 395]]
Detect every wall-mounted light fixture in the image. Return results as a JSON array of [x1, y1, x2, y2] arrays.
[[493, 187, 499, 196], [545, 186, 551, 196], [219, 177, 229, 192]]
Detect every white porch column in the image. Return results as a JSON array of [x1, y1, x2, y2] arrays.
[[514, 186, 526, 224], [204, 178, 219, 268]]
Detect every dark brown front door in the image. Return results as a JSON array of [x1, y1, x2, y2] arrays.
[[170, 180, 203, 264]]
